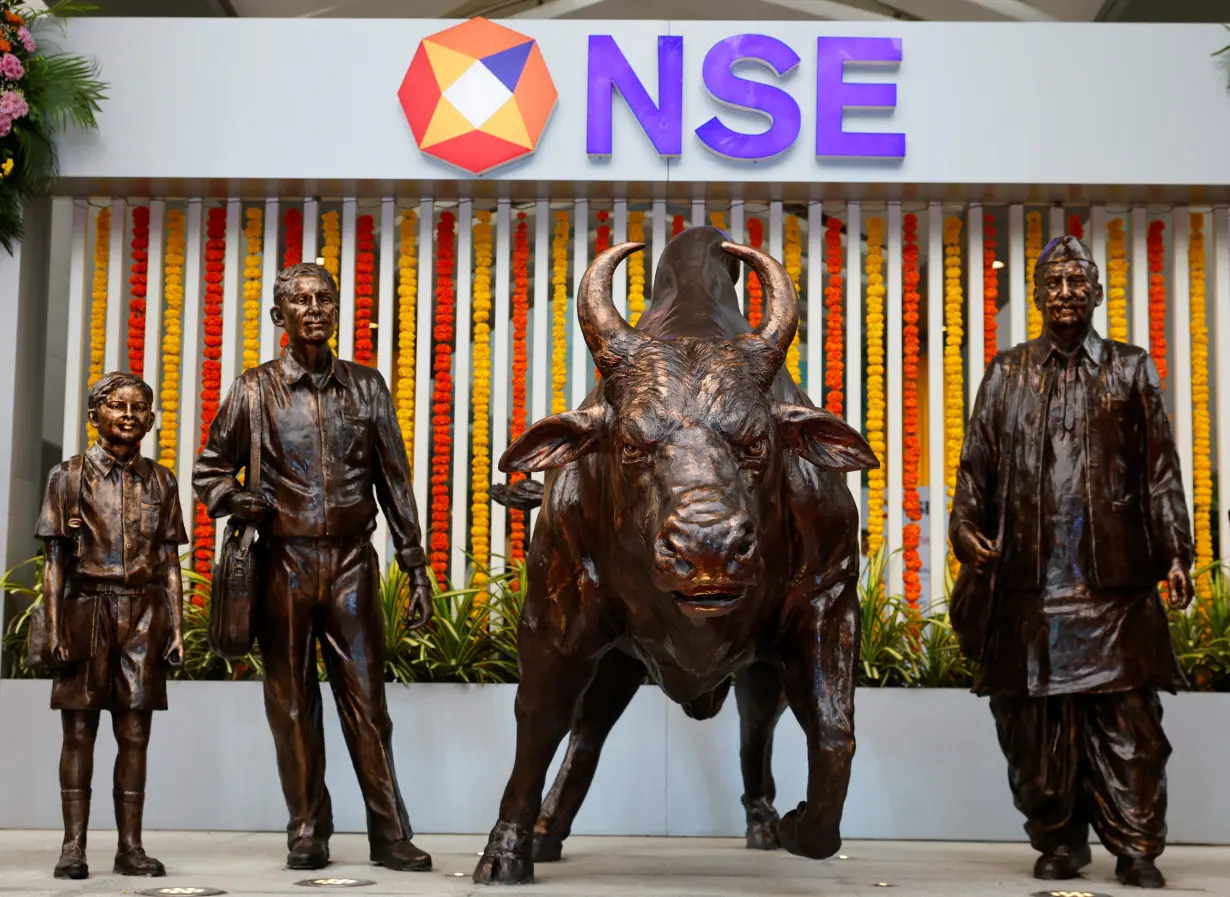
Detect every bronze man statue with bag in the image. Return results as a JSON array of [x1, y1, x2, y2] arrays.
[[32, 372, 187, 880], [193, 262, 434, 873], [950, 236, 1193, 889]]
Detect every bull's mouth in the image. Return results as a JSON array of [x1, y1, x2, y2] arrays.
[[670, 589, 744, 618]]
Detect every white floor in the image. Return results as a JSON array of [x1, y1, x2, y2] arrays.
[[0, 833, 1225, 896]]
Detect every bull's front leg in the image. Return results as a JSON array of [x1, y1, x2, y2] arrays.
[[776, 576, 860, 860], [735, 660, 787, 850]]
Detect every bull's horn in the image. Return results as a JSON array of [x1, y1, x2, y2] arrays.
[[720, 241, 798, 356], [578, 241, 649, 374]]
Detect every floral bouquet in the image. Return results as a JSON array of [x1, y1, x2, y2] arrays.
[[0, 1, 105, 253]]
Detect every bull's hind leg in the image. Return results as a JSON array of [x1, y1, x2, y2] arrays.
[[532, 649, 647, 862], [776, 577, 860, 860], [735, 661, 787, 850]]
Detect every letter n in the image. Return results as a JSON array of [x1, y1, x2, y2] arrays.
[[587, 35, 683, 157]]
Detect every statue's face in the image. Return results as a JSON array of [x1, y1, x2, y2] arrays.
[[1036, 259, 1102, 332], [89, 384, 154, 448], [272, 274, 338, 346]]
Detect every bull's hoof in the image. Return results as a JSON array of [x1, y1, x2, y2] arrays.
[[531, 833, 564, 863], [473, 852, 534, 885], [745, 815, 780, 851], [778, 803, 840, 860]]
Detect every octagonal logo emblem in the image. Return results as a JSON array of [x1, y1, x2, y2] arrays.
[[399, 17, 558, 175]]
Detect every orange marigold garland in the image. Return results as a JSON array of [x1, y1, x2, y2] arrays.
[[1106, 218, 1129, 344], [1067, 213, 1084, 241], [627, 211, 647, 327], [709, 211, 726, 230], [429, 211, 457, 583], [864, 217, 887, 558], [593, 210, 611, 381], [746, 217, 764, 328], [470, 211, 494, 586], [983, 215, 998, 368], [86, 206, 111, 443], [943, 216, 965, 580], [507, 212, 531, 568], [672, 213, 685, 237], [159, 210, 186, 468], [784, 214, 803, 384], [1025, 211, 1043, 339], [280, 208, 303, 350], [127, 206, 150, 377], [1148, 220, 1167, 389], [1189, 214, 1212, 600], [823, 218, 844, 416], [902, 213, 923, 606], [354, 214, 375, 365], [194, 205, 227, 575], [242, 207, 263, 371], [396, 210, 417, 465]]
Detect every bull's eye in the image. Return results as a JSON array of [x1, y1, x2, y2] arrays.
[[620, 441, 648, 464], [742, 438, 768, 461]]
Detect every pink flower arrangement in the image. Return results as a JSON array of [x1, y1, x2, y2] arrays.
[[0, 52, 22, 80], [16, 27, 33, 54], [0, 90, 28, 119]]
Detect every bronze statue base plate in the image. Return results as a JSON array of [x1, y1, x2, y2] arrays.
[[294, 878, 375, 888]]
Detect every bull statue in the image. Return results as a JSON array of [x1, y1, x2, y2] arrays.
[[474, 226, 877, 885]]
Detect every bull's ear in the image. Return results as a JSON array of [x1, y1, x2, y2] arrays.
[[774, 403, 879, 472], [498, 406, 605, 474]]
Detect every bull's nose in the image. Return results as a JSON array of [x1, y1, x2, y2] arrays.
[[653, 513, 759, 584]]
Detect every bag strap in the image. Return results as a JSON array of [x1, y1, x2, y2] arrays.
[[246, 375, 262, 494], [66, 453, 85, 533]]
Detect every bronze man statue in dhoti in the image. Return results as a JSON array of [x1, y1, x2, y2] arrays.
[[950, 236, 1193, 889], [194, 263, 434, 872]]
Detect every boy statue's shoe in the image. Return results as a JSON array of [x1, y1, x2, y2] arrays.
[[1117, 857, 1166, 889], [1033, 844, 1092, 880], [53, 843, 88, 880]]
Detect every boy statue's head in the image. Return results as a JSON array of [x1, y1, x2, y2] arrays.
[[87, 372, 156, 451]]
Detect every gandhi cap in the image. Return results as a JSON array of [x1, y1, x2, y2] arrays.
[[1035, 235, 1099, 281]]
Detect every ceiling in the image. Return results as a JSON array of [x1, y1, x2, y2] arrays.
[[79, 0, 1230, 21]]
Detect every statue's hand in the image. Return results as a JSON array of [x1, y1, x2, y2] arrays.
[[1166, 559, 1193, 611], [226, 492, 272, 523], [405, 566, 434, 632], [954, 523, 1000, 574], [163, 630, 185, 668], [47, 627, 70, 666]]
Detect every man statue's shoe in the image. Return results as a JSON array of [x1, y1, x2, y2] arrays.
[[1117, 857, 1166, 888], [287, 836, 330, 870], [53, 843, 88, 880], [370, 839, 432, 872], [113, 847, 166, 877], [1033, 844, 1092, 880]]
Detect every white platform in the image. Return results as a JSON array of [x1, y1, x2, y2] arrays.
[[1, 681, 1228, 844]]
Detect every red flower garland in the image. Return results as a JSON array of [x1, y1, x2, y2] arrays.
[[746, 217, 764, 328], [127, 206, 150, 377], [354, 214, 375, 365], [824, 218, 845, 416], [672, 213, 685, 238], [1148, 220, 1167, 390], [593, 210, 611, 382], [1067, 213, 1084, 241], [429, 211, 456, 583], [194, 205, 227, 576], [280, 208, 303, 350], [902, 213, 923, 606], [983, 215, 999, 369], [508, 212, 531, 569]]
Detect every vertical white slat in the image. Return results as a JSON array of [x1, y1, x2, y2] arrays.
[[338, 198, 358, 360], [140, 201, 166, 458], [730, 200, 745, 311], [1090, 206, 1109, 336], [105, 198, 127, 373], [451, 199, 474, 588], [1048, 205, 1064, 241], [530, 199, 551, 535], [967, 202, 984, 403], [571, 198, 590, 409], [807, 200, 824, 398], [259, 198, 279, 364], [613, 199, 628, 319], [886, 202, 904, 597], [412, 199, 435, 536], [63, 200, 89, 457], [1171, 209, 1194, 522], [1214, 205, 1230, 575], [769, 201, 784, 264], [373, 198, 397, 571], [302, 198, 319, 264], [177, 200, 205, 542], [491, 199, 513, 574], [651, 198, 667, 285], [1131, 207, 1150, 350], [219, 197, 243, 395], [845, 201, 862, 524], [927, 202, 947, 607], [691, 199, 706, 228], [1008, 204, 1026, 347]]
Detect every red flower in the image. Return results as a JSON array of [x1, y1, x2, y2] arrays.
[[127, 207, 151, 376], [353, 214, 376, 365], [901, 212, 923, 605], [746, 218, 764, 328], [508, 213, 532, 571], [429, 212, 457, 583], [824, 218, 844, 417]]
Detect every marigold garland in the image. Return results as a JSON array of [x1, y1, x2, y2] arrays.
[[1148, 220, 1167, 389], [507, 212, 531, 569], [593, 210, 612, 382], [943, 216, 965, 580], [354, 214, 375, 365], [672, 213, 685, 237], [746, 217, 764, 328], [1106, 218, 1129, 344], [396, 210, 417, 468], [1067, 213, 1084, 240], [709, 211, 726, 230], [242, 207, 263, 371], [551, 211, 570, 414], [983, 215, 998, 368], [470, 211, 494, 587], [902, 213, 923, 606], [280, 208, 303, 351], [627, 211, 647, 327], [864, 217, 887, 559], [159, 210, 186, 468], [784, 214, 803, 384], [1025, 211, 1043, 340], [823, 218, 844, 416], [320, 210, 340, 353], [1190, 214, 1212, 601], [192, 205, 227, 575], [430, 211, 457, 583], [86, 206, 111, 442], [126, 206, 150, 378]]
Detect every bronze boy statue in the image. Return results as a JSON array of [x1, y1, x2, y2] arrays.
[[194, 263, 434, 873], [951, 236, 1193, 889], [35, 372, 187, 880]]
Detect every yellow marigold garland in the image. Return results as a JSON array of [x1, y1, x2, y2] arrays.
[[709, 210, 726, 230], [159, 210, 186, 467], [396, 210, 417, 468], [784, 214, 803, 383], [242, 207, 263, 371], [1106, 218, 1129, 343], [627, 211, 646, 327], [864, 216, 887, 559], [551, 211, 569, 414], [1025, 211, 1043, 339], [943, 216, 965, 579], [320, 210, 340, 353], [470, 211, 494, 587], [86, 206, 111, 443], [1190, 213, 1212, 601]]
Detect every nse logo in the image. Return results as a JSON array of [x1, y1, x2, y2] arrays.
[[399, 17, 904, 175]]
